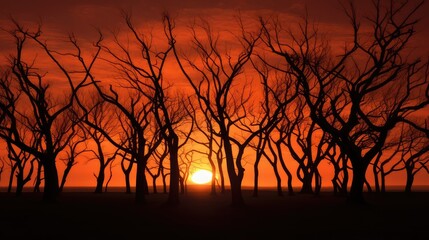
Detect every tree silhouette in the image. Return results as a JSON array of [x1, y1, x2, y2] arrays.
[[0, 157, 4, 183], [371, 128, 403, 192], [178, 148, 193, 194], [146, 140, 169, 194], [261, 0, 429, 203], [85, 76, 161, 201], [59, 119, 89, 192], [326, 145, 349, 195], [397, 125, 429, 192], [169, 17, 257, 206], [0, 71, 38, 195], [0, 3, 428, 210], [79, 94, 118, 193], [0, 21, 101, 202], [98, 12, 192, 205], [187, 96, 225, 195], [249, 59, 298, 196], [168, 16, 288, 206], [5, 134, 37, 195]]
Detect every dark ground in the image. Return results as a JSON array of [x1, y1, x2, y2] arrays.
[[0, 186, 428, 240]]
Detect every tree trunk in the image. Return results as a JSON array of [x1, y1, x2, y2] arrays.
[[230, 179, 245, 207], [94, 152, 106, 193], [404, 167, 414, 193], [122, 157, 133, 194], [7, 164, 17, 193], [300, 170, 313, 194], [372, 154, 382, 193], [276, 142, 294, 196], [208, 148, 217, 196], [124, 171, 132, 194], [94, 168, 104, 193], [59, 161, 73, 192], [34, 162, 43, 193], [16, 169, 24, 196], [341, 157, 349, 195], [210, 167, 217, 196], [162, 172, 168, 194], [152, 177, 158, 194], [136, 129, 149, 203], [42, 155, 60, 203], [252, 159, 260, 197], [273, 164, 284, 197], [223, 137, 245, 207], [216, 157, 226, 193], [314, 170, 322, 195], [135, 157, 147, 204], [179, 177, 185, 194], [167, 134, 180, 205], [348, 158, 369, 204]]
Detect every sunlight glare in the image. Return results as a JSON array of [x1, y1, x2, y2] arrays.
[[191, 169, 213, 184]]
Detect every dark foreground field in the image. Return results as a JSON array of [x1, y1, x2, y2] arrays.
[[0, 187, 428, 240]]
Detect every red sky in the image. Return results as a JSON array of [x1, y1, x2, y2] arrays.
[[2, 0, 428, 61], [1, 0, 428, 189]]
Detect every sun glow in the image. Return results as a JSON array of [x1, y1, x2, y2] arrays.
[[190, 169, 213, 184]]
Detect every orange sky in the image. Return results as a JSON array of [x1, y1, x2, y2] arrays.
[[1, 0, 429, 190]]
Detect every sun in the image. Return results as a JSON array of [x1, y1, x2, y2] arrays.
[[190, 169, 213, 184]]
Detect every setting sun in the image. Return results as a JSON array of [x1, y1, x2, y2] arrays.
[[190, 169, 213, 184]]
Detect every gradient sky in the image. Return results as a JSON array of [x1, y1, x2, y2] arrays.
[[1, 0, 428, 188], [2, 0, 428, 58]]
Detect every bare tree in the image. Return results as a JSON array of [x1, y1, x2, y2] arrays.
[[371, 128, 405, 192], [87, 13, 192, 204], [5, 139, 37, 195], [0, 22, 101, 201], [261, 0, 429, 203], [179, 148, 193, 194], [249, 60, 298, 197], [82, 89, 160, 200], [186, 97, 222, 195], [268, 116, 295, 196], [0, 75, 39, 195], [104, 158, 116, 192], [97, 13, 192, 205], [119, 151, 134, 194], [80, 93, 118, 193], [168, 16, 287, 206], [285, 100, 335, 195], [59, 120, 89, 192], [152, 87, 192, 204], [146, 141, 169, 194], [401, 126, 429, 192], [326, 145, 350, 195], [33, 157, 43, 193], [371, 123, 429, 193]]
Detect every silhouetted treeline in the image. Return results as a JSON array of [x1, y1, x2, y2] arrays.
[[0, 1, 428, 206]]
